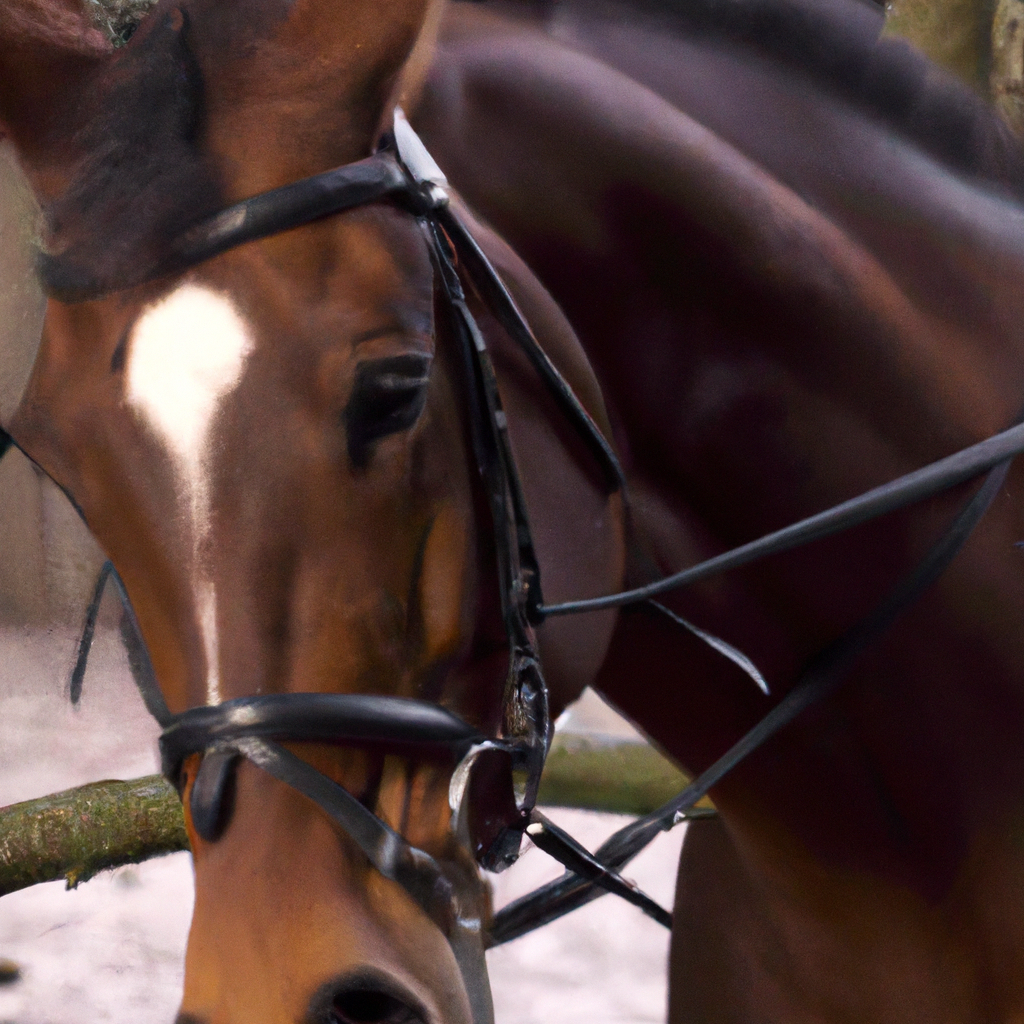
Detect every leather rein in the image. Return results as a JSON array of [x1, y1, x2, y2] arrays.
[[9, 110, 1024, 998]]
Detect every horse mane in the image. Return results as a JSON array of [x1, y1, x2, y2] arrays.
[[570, 0, 1024, 197]]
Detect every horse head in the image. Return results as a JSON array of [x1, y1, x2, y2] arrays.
[[0, 2, 625, 1021]]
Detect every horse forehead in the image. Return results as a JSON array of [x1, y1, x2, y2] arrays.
[[125, 283, 255, 467]]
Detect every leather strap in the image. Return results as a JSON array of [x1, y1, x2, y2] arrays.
[[70, 560, 172, 726], [234, 734, 496, 1024], [436, 206, 625, 498], [160, 693, 484, 784], [166, 153, 411, 276], [541, 419, 1024, 616], [490, 456, 1012, 944], [428, 218, 550, 849]]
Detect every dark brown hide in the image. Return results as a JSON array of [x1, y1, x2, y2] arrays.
[[414, 2, 1024, 1020]]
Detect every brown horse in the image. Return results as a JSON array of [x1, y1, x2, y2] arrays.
[[1, 2, 622, 1021], [4, 0, 1024, 1022]]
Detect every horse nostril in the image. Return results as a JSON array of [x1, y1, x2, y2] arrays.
[[331, 989, 425, 1024]]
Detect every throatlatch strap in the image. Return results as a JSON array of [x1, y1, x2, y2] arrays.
[[436, 206, 626, 497], [541, 419, 1024, 616]]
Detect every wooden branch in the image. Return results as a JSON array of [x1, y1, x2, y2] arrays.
[[0, 741, 707, 899], [0, 775, 188, 897], [538, 739, 711, 816]]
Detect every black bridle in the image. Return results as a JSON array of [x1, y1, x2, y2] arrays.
[[32, 110, 650, 1024], [15, 109, 1024, 1016]]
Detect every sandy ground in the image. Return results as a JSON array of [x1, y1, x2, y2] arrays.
[[0, 627, 686, 1024]]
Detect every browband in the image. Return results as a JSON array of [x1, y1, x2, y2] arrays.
[[37, 152, 413, 304], [165, 153, 415, 277]]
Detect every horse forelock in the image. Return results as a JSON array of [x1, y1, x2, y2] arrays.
[[38, 5, 221, 299], [35, 0, 441, 301]]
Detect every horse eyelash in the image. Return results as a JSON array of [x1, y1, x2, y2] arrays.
[[343, 355, 432, 469]]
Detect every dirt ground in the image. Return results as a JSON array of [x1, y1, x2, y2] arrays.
[[0, 627, 686, 1024]]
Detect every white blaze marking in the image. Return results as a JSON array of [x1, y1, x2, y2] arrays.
[[196, 583, 222, 706], [126, 284, 255, 704]]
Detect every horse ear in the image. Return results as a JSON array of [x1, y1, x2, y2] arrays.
[[313, 0, 447, 147], [0, 1, 112, 194], [176, 0, 444, 187]]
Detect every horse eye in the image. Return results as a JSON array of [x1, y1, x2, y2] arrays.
[[344, 354, 432, 468], [331, 989, 423, 1024]]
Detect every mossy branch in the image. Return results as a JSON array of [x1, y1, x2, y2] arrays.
[[0, 775, 188, 897], [0, 742, 708, 899], [538, 739, 710, 816]]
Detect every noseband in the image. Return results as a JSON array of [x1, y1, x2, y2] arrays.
[[25, 109, 1024, 1022]]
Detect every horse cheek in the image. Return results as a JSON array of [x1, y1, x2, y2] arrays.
[[417, 501, 472, 668]]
